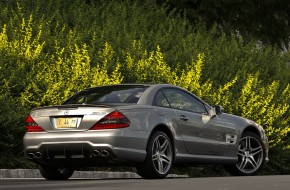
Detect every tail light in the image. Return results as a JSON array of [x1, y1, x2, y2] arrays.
[[26, 115, 44, 132], [90, 111, 130, 130]]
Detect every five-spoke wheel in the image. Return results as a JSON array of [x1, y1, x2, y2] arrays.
[[152, 133, 173, 175], [226, 132, 265, 176], [137, 131, 173, 179]]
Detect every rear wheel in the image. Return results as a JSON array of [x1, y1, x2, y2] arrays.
[[39, 165, 74, 180], [225, 132, 265, 176], [137, 131, 173, 179]]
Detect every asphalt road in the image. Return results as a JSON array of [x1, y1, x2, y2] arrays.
[[0, 175, 289, 190]]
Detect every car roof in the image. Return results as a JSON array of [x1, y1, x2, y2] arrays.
[[85, 83, 176, 90]]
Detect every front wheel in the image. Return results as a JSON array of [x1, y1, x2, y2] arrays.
[[39, 165, 74, 180], [137, 131, 173, 179], [225, 132, 265, 176]]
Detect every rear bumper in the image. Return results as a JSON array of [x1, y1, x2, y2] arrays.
[[23, 129, 148, 166]]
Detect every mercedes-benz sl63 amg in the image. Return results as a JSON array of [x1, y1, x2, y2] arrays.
[[23, 84, 269, 179]]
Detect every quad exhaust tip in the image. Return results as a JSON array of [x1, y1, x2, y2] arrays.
[[35, 152, 42, 159], [27, 152, 42, 159], [27, 153, 35, 160], [91, 150, 110, 157], [100, 150, 109, 157], [92, 150, 100, 157]]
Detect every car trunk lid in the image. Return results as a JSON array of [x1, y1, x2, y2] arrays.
[[30, 104, 116, 132]]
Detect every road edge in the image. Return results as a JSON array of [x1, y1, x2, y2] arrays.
[[0, 169, 188, 179]]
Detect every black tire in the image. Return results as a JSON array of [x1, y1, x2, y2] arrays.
[[137, 131, 173, 179], [39, 165, 74, 180], [225, 131, 265, 176]]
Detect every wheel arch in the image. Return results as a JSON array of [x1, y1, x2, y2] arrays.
[[242, 125, 261, 138]]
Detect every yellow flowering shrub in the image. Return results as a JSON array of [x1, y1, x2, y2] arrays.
[[20, 43, 123, 107], [125, 45, 176, 83], [0, 15, 44, 60]]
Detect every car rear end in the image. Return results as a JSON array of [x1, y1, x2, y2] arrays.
[[23, 85, 150, 167]]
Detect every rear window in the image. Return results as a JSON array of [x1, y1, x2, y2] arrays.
[[63, 85, 148, 105]]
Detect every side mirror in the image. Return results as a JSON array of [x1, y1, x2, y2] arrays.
[[213, 105, 223, 115]]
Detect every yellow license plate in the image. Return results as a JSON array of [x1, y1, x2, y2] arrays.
[[57, 118, 78, 128]]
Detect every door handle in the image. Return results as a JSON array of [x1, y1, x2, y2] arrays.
[[179, 115, 188, 121]]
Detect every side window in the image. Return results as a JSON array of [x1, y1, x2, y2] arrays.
[[153, 91, 170, 108], [162, 88, 207, 114]]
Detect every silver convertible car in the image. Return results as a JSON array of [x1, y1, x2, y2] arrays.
[[23, 84, 269, 179]]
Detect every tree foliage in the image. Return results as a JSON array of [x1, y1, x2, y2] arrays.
[[159, 0, 290, 49]]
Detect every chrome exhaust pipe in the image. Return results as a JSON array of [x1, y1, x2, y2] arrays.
[[34, 152, 42, 159], [100, 150, 109, 157], [92, 150, 100, 157], [27, 153, 35, 160]]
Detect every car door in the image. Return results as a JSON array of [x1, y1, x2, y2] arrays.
[[152, 90, 180, 131], [161, 88, 238, 156]]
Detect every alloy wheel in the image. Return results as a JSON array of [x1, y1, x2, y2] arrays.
[[151, 134, 173, 175], [236, 136, 263, 174]]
